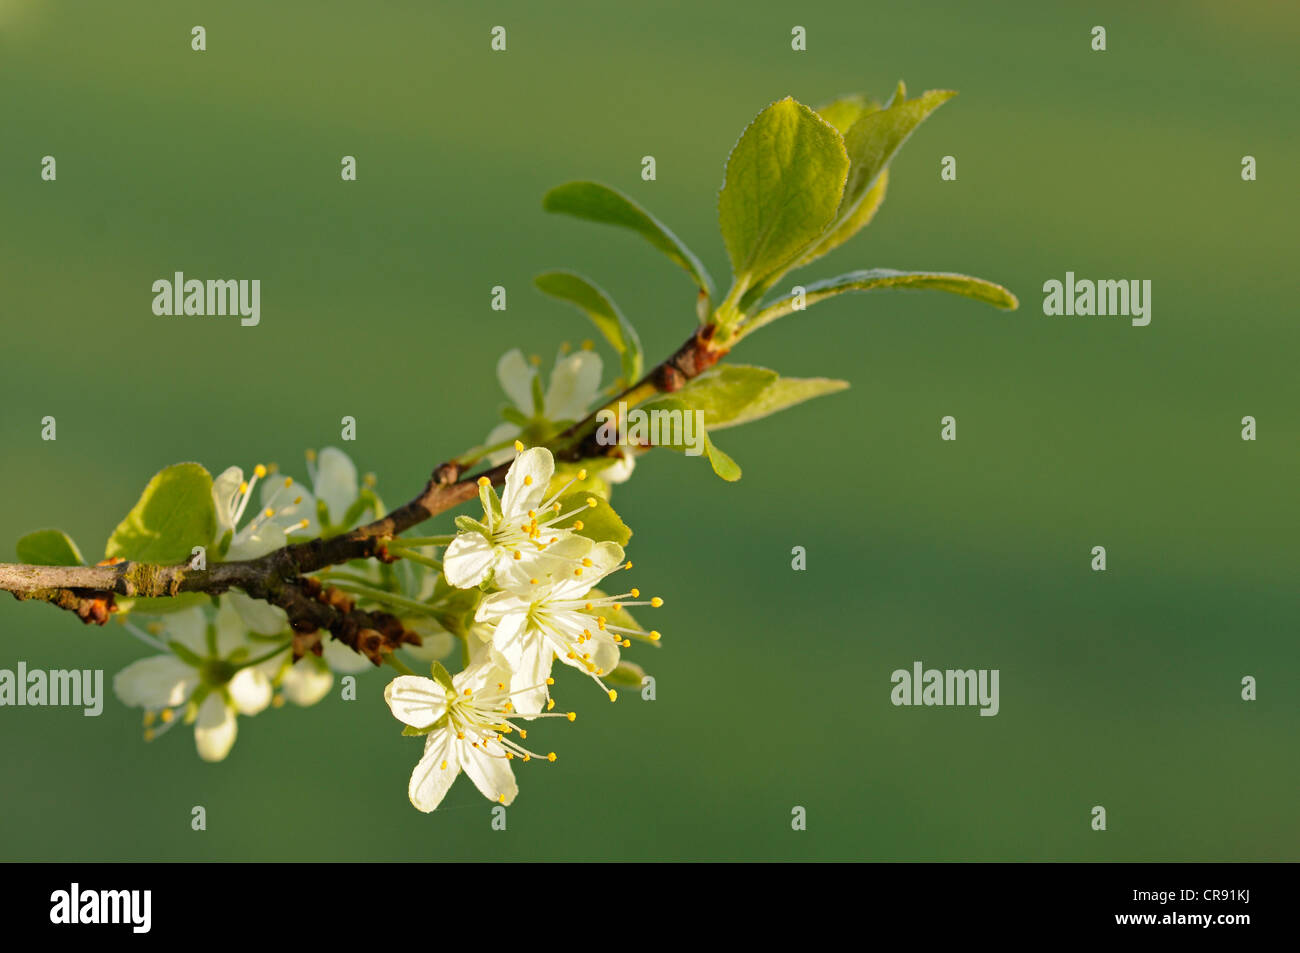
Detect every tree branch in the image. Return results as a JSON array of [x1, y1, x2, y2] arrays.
[[0, 325, 729, 658]]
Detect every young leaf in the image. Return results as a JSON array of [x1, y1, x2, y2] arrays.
[[639, 365, 777, 431], [816, 94, 880, 135], [745, 268, 1019, 337], [430, 661, 455, 692], [794, 171, 888, 270], [799, 88, 954, 267], [605, 661, 648, 688], [718, 98, 849, 303], [702, 432, 742, 482], [105, 463, 218, 564], [629, 393, 743, 482], [16, 529, 84, 566], [535, 271, 644, 384], [542, 181, 714, 297], [549, 492, 632, 546], [709, 377, 850, 431]]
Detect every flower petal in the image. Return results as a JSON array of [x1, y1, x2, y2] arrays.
[[320, 635, 373, 673], [194, 693, 238, 762], [460, 737, 518, 806], [313, 447, 359, 526], [400, 618, 456, 662], [443, 531, 497, 589], [112, 655, 197, 710], [486, 610, 533, 673], [496, 348, 537, 412], [499, 447, 554, 518], [228, 667, 272, 715], [409, 730, 460, 812], [282, 656, 333, 707], [544, 350, 602, 421], [225, 590, 289, 637], [211, 466, 244, 540], [162, 606, 209, 656], [483, 421, 522, 467], [384, 675, 448, 729], [602, 453, 636, 484]]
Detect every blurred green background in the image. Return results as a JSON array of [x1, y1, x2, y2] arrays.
[[1, 0, 1295, 861]]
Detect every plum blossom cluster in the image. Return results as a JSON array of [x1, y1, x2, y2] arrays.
[[110, 447, 440, 761], [384, 443, 662, 812]]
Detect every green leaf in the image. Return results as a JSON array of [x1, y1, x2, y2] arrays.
[[642, 365, 848, 433], [16, 529, 84, 566], [709, 377, 850, 431], [800, 87, 954, 268], [430, 661, 455, 692], [841, 88, 953, 216], [702, 433, 742, 482], [619, 389, 745, 482], [718, 97, 849, 300], [745, 269, 1018, 339], [535, 271, 644, 384], [640, 365, 778, 431], [105, 463, 218, 565], [454, 515, 489, 536], [605, 661, 648, 688], [550, 492, 631, 546], [795, 171, 889, 270], [815, 94, 880, 135], [542, 181, 714, 297]]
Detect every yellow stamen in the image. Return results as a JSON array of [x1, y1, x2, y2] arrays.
[[253, 464, 267, 479], [651, 597, 664, 608]]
